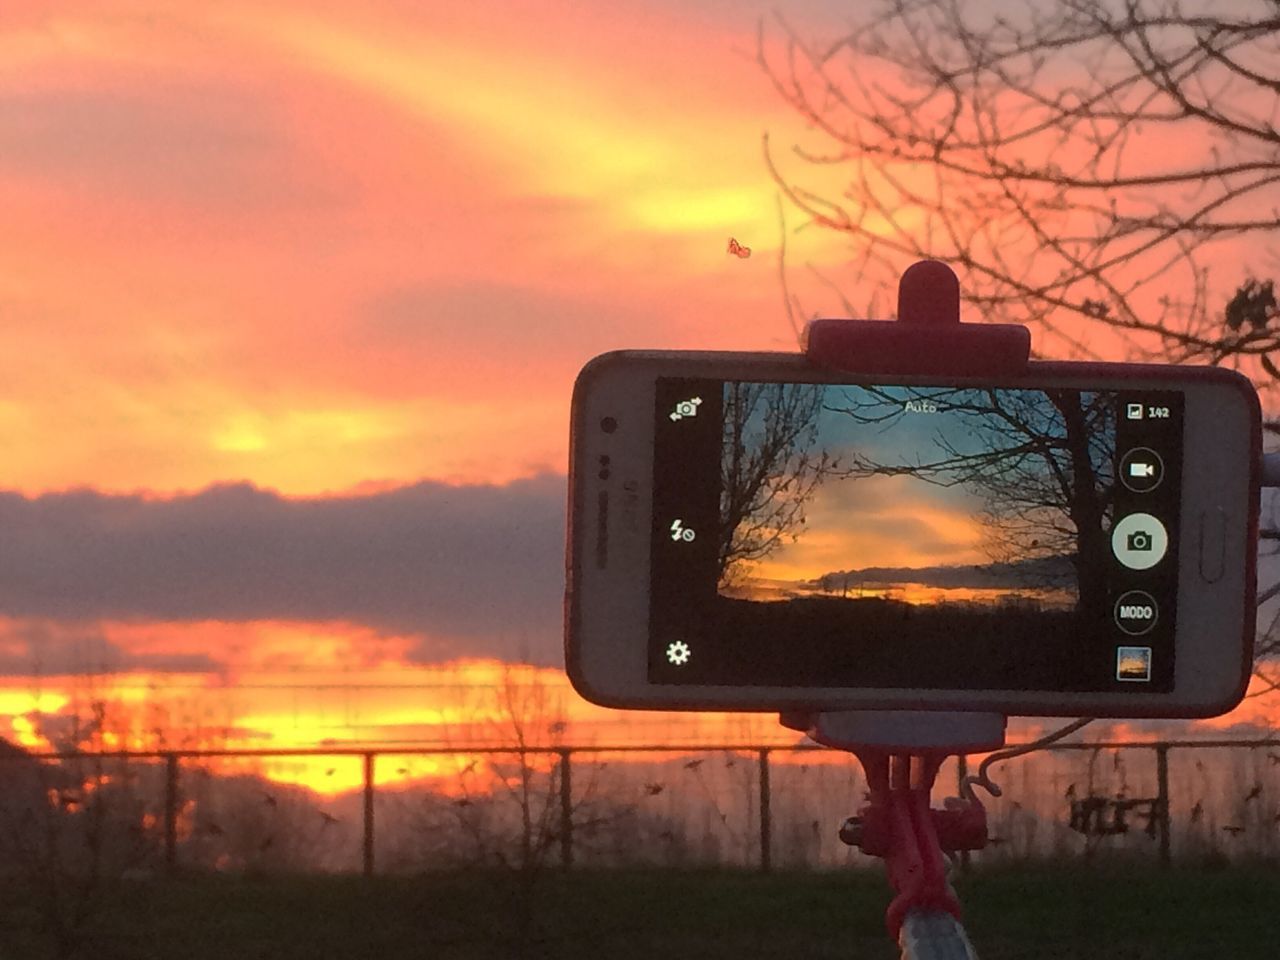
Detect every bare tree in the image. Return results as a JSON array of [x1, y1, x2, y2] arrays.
[[411, 667, 622, 958], [760, 0, 1279, 371], [0, 702, 159, 960], [719, 383, 839, 587]]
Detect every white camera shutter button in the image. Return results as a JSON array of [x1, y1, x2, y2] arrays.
[[1198, 508, 1226, 583], [1111, 513, 1169, 570]]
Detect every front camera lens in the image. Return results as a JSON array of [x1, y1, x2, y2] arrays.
[[600, 416, 618, 433]]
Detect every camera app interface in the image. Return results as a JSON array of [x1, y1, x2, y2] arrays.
[[649, 380, 1183, 692]]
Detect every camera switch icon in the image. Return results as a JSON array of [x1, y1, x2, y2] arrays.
[[1111, 513, 1168, 570], [669, 397, 702, 421]]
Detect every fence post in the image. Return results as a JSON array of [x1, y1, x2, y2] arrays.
[[1155, 743, 1171, 866], [163, 753, 179, 873], [759, 749, 772, 873], [363, 752, 375, 877], [559, 749, 573, 870], [955, 754, 971, 873]]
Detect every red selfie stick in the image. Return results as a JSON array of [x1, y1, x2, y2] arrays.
[[794, 260, 1028, 950], [782, 709, 1001, 944]]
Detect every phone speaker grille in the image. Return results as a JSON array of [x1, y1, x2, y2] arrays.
[[595, 491, 609, 568]]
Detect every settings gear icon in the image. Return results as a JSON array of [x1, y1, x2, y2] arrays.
[[665, 641, 692, 666]]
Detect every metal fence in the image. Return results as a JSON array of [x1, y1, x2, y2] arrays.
[[3, 737, 1279, 876]]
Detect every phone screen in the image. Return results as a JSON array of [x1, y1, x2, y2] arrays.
[[649, 379, 1184, 693]]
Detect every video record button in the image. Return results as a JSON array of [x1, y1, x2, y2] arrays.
[[1119, 447, 1164, 493], [1114, 590, 1158, 636]]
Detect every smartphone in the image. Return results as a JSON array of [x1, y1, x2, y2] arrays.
[[566, 350, 1260, 718]]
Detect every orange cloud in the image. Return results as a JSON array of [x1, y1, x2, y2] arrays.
[[0, 1, 818, 496], [746, 474, 988, 583], [0, 627, 809, 795]]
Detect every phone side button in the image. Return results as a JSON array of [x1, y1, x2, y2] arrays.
[[1198, 509, 1226, 583]]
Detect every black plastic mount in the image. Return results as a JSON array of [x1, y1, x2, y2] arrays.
[[804, 260, 1031, 377]]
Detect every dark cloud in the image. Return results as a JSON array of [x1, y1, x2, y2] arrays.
[[812, 555, 1075, 592], [0, 621, 217, 677], [0, 476, 567, 663]]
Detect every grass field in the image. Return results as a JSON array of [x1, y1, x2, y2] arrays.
[[0, 863, 1277, 959]]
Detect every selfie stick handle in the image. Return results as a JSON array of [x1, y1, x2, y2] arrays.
[[796, 260, 1031, 956], [899, 912, 981, 960]]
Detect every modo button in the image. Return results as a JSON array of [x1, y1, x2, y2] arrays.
[[1114, 590, 1159, 636], [1111, 513, 1169, 570]]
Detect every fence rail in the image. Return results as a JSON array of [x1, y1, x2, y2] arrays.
[[6, 738, 1280, 875]]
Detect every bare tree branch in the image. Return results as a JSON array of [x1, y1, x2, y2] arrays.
[[760, 0, 1280, 378]]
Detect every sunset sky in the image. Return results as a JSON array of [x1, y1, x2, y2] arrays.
[[734, 387, 1089, 603], [1, 1, 1275, 787], [735, 387, 1021, 587]]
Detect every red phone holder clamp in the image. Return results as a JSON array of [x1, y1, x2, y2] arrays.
[[804, 259, 1030, 376], [783, 710, 1004, 938], [791, 259, 1028, 938], [849, 750, 981, 935]]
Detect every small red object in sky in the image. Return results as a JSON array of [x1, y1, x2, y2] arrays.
[[727, 237, 751, 258]]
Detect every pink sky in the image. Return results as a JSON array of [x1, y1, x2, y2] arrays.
[[0, 1, 855, 495]]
